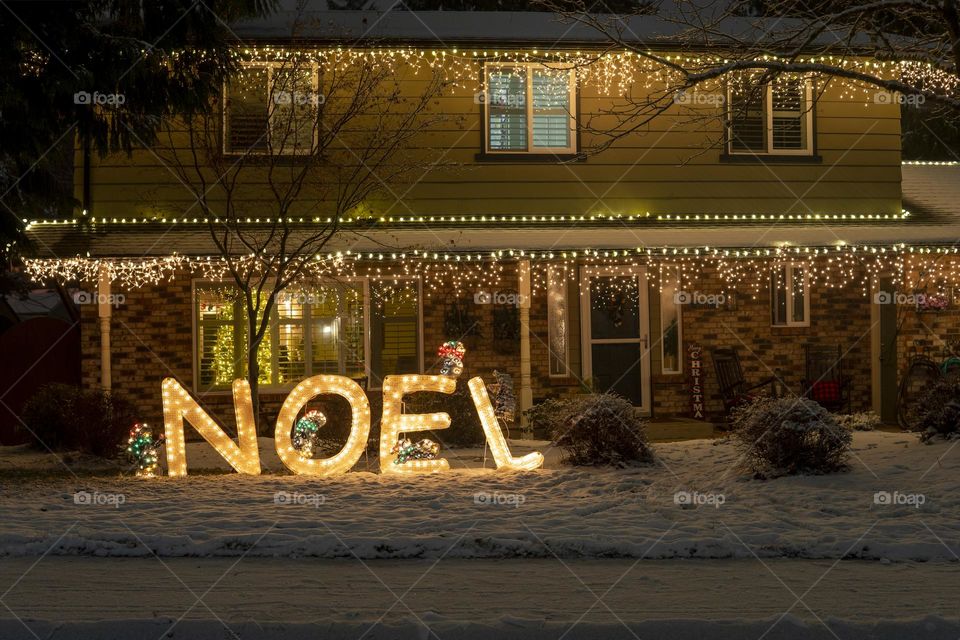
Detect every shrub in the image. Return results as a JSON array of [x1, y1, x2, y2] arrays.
[[524, 396, 588, 438], [19, 384, 140, 457], [833, 411, 880, 431], [551, 393, 653, 467], [731, 397, 851, 477], [912, 378, 960, 441], [404, 378, 486, 447]]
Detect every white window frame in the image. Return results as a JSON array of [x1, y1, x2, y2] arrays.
[[192, 277, 426, 393], [222, 61, 320, 156], [770, 264, 811, 327], [659, 267, 683, 374], [483, 62, 577, 155], [546, 265, 571, 378], [726, 78, 815, 156]]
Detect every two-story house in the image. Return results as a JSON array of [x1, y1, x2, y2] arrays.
[[23, 9, 960, 433]]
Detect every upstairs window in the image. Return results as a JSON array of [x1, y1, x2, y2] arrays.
[[728, 77, 814, 155], [484, 63, 577, 154], [223, 63, 319, 155], [770, 264, 810, 327]]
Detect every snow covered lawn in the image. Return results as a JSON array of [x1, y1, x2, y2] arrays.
[[0, 431, 957, 561]]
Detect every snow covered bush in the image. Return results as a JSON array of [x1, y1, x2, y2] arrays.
[[912, 379, 960, 441], [551, 393, 653, 467], [731, 397, 851, 478], [833, 411, 880, 431], [524, 396, 589, 438], [19, 384, 139, 457]]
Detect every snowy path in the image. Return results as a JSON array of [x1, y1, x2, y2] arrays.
[[0, 432, 957, 561], [1, 558, 958, 640]]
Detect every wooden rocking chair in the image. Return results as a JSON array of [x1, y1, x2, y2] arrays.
[[711, 347, 779, 414], [802, 344, 850, 412]]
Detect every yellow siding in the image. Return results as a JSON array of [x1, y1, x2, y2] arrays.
[[77, 56, 902, 219]]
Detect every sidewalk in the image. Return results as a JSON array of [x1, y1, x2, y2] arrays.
[[1, 558, 958, 639]]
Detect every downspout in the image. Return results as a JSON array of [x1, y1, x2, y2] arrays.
[[98, 263, 111, 391], [518, 259, 533, 438]]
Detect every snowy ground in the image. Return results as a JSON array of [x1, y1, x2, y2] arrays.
[[0, 432, 956, 561], [1, 431, 957, 639]]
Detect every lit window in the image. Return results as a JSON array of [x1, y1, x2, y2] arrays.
[[485, 63, 577, 154], [546, 265, 569, 377], [728, 76, 814, 155], [194, 282, 366, 390], [659, 267, 683, 373], [223, 62, 319, 155], [770, 265, 810, 326]]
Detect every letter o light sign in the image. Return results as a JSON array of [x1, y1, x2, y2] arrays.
[[161, 374, 544, 477]]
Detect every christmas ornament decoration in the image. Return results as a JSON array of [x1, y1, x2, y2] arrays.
[[438, 340, 466, 377], [125, 423, 165, 477], [392, 438, 441, 464], [292, 409, 327, 458], [488, 370, 517, 425]]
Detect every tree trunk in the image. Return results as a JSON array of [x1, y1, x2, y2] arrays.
[[247, 319, 265, 437]]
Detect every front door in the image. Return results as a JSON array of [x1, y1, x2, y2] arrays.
[[580, 266, 651, 414]]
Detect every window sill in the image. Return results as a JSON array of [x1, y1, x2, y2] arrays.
[[771, 323, 811, 328], [720, 153, 822, 164], [475, 152, 586, 163]]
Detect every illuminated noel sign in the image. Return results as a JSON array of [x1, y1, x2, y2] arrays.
[[161, 374, 543, 476]]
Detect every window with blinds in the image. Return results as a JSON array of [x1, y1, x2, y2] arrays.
[[194, 282, 367, 390], [224, 63, 318, 155], [728, 77, 813, 155], [485, 63, 576, 154], [770, 264, 810, 326], [370, 280, 421, 384]]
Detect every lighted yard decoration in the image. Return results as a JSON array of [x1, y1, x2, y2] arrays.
[[292, 409, 327, 458], [160, 373, 542, 476], [438, 340, 466, 377], [125, 423, 164, 477]]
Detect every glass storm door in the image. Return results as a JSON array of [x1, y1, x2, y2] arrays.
[[580, 266, 651, 413]]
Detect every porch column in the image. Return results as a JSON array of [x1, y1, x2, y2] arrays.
[[97, 264, 112, 391], [518, 259, 533, 437]]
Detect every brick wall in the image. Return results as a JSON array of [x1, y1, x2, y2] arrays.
[[81, 263, 884, 434]]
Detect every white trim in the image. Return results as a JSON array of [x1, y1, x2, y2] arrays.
[[579, 265, 651, 414], [546, 264, 571, 378], [727, 78, 815, 156], [483, 62, 577, 155]]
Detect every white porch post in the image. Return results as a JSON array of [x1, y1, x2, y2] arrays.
[[518, 259, 533, 437], [97, 263, 112, 391]]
